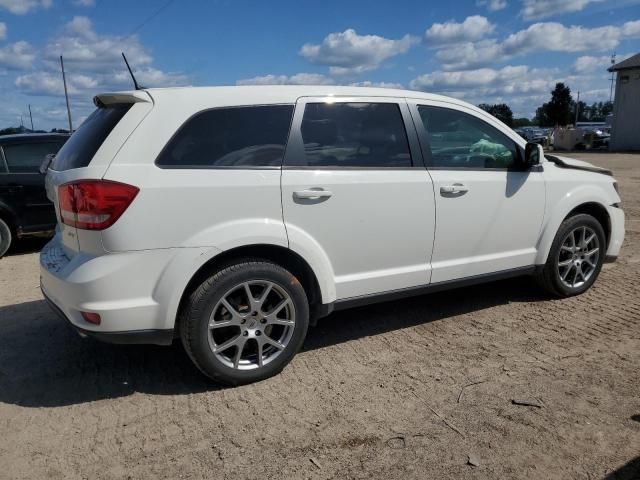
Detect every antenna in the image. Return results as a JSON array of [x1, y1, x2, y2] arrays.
[[122, 52, 143, 90]]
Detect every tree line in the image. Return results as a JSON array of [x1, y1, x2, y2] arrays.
[[479, 83, 612, 128]]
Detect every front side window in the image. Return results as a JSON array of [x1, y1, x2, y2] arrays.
[[4, 142, 65, 173], [156, 105, 294, 168], [418, 106, 519, 169], [297, 102, 412, 168]]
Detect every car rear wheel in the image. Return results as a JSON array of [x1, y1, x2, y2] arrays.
[[180, 259, 309, 385], [0, 219, 12, 258], [537, 213, 606, 297]]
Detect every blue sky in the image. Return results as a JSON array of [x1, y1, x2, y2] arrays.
[[0, 0, 639, 129]]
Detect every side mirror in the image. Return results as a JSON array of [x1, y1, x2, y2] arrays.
[[39, 153, 55, 175], [524, 142, 543, 168]]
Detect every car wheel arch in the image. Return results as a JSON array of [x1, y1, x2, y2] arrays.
[[564, 202, 611, 248], [175, 244, 325, 331], [536, 196, 612, 265]]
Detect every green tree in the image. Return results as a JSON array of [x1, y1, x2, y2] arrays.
[[536, 83, 574, 126], [513, 117, 533, 128], [478, 103, 514, 127]]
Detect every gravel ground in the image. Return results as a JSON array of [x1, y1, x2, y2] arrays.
[[0, 152, 638, 480]]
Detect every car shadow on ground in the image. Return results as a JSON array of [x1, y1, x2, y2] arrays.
[[0, 276, 548, 408], [603, 456, 640, 480]]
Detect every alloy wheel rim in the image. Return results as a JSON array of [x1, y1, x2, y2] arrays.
[[207, 280, 295, 370], [557, 226, 600, 289]]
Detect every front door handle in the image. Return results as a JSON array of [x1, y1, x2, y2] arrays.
[[440, 183, 469, 196], [293, 189, 333, 200]]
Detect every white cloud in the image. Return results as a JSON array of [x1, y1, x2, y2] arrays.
[[15, 71, 97, 96], [520, 0, 604, 20], [0, 22, 6, 40], [435, 20, 640, 70], [0, 41, 35, 69], [425, 16, 495, 45], [503, 22, 621, 54], [573, 55, 611, 73], [410, 65, 555, 97], [12, 15, 187, 100], [622, 19, 640, 37], [349, 80, 404, 89], [300, 29, 417, 75], [72, 0, 95, 6], [477, 0, 508, 11], [573, 52, 632, 73], [436, 39, 504, 70], [0, 0, 52, 15], [43, 16, 153, 73], [237, 73, 334, 86]]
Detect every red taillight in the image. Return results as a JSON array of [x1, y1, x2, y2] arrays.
[[58, 180, 139, 230]]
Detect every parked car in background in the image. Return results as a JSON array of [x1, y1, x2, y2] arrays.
[[40, 86, 623, 385], [0, 133, 69, 257]]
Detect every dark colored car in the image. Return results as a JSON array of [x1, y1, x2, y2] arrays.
[[0, 133, 69, 257]]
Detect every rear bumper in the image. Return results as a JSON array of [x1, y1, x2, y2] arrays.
[[43, 289, 173, 345], [40, 233, 222, 342]]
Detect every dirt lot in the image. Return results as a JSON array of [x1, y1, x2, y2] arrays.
[[0, 152, 638, 480]]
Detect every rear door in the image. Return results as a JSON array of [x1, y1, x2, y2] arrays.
[[45, 93, 153, 255], [1, 139, 65, 233], [281, 96, 436, 300]]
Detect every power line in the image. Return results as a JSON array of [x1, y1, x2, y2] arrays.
[[127, 0, 176, 38]]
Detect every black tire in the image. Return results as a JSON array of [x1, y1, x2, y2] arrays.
[[536, 213, 606, 297], [0, 218, 12, 258], [180, 259, 309, 385]]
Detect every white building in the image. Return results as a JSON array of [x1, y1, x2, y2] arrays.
[[609, 53, 640, 151]]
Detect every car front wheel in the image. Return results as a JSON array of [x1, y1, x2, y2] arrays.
[[537, 213, 606, 297], [180, 259, 309, 385]]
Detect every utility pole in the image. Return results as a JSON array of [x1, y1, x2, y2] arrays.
[[574, 91, 580, 126], [60, 55, 73, 133], [28, 104, 34, 131], [609, 52, 616, 103]]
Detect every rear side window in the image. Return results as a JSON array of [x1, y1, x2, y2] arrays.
[[3, 141, 65, 173], [52, 104, 131, 171], [156, 105, 294, 168], [296, 102, 411, 168]]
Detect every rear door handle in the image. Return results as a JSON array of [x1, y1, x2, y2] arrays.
[[440, 183, 468, 195], [293, 189, 333, 200]]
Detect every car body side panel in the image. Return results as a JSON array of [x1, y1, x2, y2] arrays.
[[535, 163, 622, 264]]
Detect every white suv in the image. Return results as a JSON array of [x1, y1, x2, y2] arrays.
[[40, 86, 624, 385]]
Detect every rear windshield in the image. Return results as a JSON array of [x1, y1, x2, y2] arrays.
[[52, 104, 131, 171]]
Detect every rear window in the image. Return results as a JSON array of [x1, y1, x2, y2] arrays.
[[52, 104, 131, 171], [156, 105, 294, 168], [3, 141, 65, 173]]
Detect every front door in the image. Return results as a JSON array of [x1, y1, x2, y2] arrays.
[[281, 97, 436, 300], [409, 101, 545, 283]]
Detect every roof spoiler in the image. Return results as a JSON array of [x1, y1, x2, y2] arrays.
[[93, 91, 152, 107]]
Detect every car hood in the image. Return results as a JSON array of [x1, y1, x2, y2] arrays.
[[545, 154, 613, 176]]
